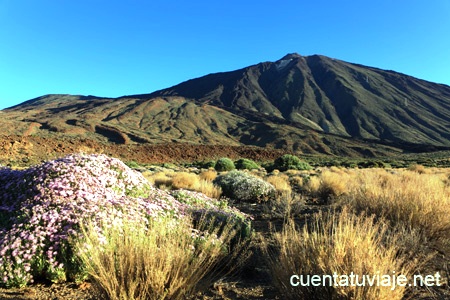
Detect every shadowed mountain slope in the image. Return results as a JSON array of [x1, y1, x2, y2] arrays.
[[2, 53, 450, 157], [150, 53, 450, 146]]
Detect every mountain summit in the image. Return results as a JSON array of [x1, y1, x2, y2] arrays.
[[3, 54, 450, 157], [149, 54, 450, 147]]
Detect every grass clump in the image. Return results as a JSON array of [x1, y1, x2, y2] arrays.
[[199, 169, 218, 182], [273, 154, 312, 172], [214, 170, 275, 202], [75, 216, 240, 300], [171, 172, 200, 190], [144, 171, 173, 188], [266, 174, 292, 195], [214, 157, 235, 172], [263, 208, 413, 300], [346, 169, 450, 249]]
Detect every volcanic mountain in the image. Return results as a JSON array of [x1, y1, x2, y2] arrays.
[[2, 53, 450, 158]]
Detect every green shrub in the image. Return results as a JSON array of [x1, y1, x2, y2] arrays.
[[273, 154, 312, 171], [213, 170, 275, 202], [125, 161, 140, 169], [202, 160, 216, 169], [358, 160, 389, 168], [235, 158, 259, 170], [214, 157, 235, 172]]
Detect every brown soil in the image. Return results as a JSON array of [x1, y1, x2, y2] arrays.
[[0, 135, 289, 167]]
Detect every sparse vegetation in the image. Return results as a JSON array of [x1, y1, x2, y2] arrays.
[[273, 154, 312, 171], [346, 168, 450, 247], [263, 208, 414, 300], [2, 153, 450, 299]]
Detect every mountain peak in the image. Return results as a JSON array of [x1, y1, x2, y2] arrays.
[[279, 53, 301, 61], [274, 53, 301, 71]]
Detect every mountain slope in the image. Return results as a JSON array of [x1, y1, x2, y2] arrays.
[[2, 53, 450, 157], [150, 53, 450, 146]]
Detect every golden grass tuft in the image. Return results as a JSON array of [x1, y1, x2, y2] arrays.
[[306, 175, 321, 194], [199, 169, 218, 182], [75, 217, 240, 300], [289, 176, 304, 188], [407, 164, 427, 174], [144, 171, 173, 188], [347, 169, 450, 243], [195, 180, 222, 199], [317, 170, 348, 198], [262, 208, 413, 300], [171, 172, 200, 190], [266, 175, 292, 195]]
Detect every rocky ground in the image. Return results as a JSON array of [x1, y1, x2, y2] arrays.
[[0, 135, 288, 167]]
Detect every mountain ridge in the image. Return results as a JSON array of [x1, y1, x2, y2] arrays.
[[2, 53, 450, 158]]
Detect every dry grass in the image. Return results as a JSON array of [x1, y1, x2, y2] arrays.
[[346, 169, 450, 244], [284, 169, 303, 176], [195, 179, 222, 199], [143, 171, 173, 188], [171, 172, 222, 198], [171, 172, 200, 190], [263, 208, 414, 300], [290, 175, 304, 189], [266, 175, 292, 195], [316, 170, 348, 200], [306, 176, 321, 194], [264, 191, 305, 219], [75, 217, 240, 300], [199, 169, 218, 182], [407, 164, 428, 174], [143, 171, 222, 198]]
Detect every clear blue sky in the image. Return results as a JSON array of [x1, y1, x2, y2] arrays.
[[1, 0, 449, 110]]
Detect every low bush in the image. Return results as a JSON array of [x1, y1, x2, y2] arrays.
[[408, 164, 427, 174], [201, 161, 216, 169], [214, 158, 235, 172], [235, 158, 259, 170], [171, 189, 252, 243], [273, 154, 312, 171], [213, 170, 275, 202], [125, 160, 140, 169]]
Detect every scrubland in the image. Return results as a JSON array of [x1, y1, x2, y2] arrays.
[[1, 154, 450, 299]]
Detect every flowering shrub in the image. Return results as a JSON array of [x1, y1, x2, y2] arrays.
[[0, 154, 185, 287], [214, 171, 275, 202], [0, 154, 251, 288]]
